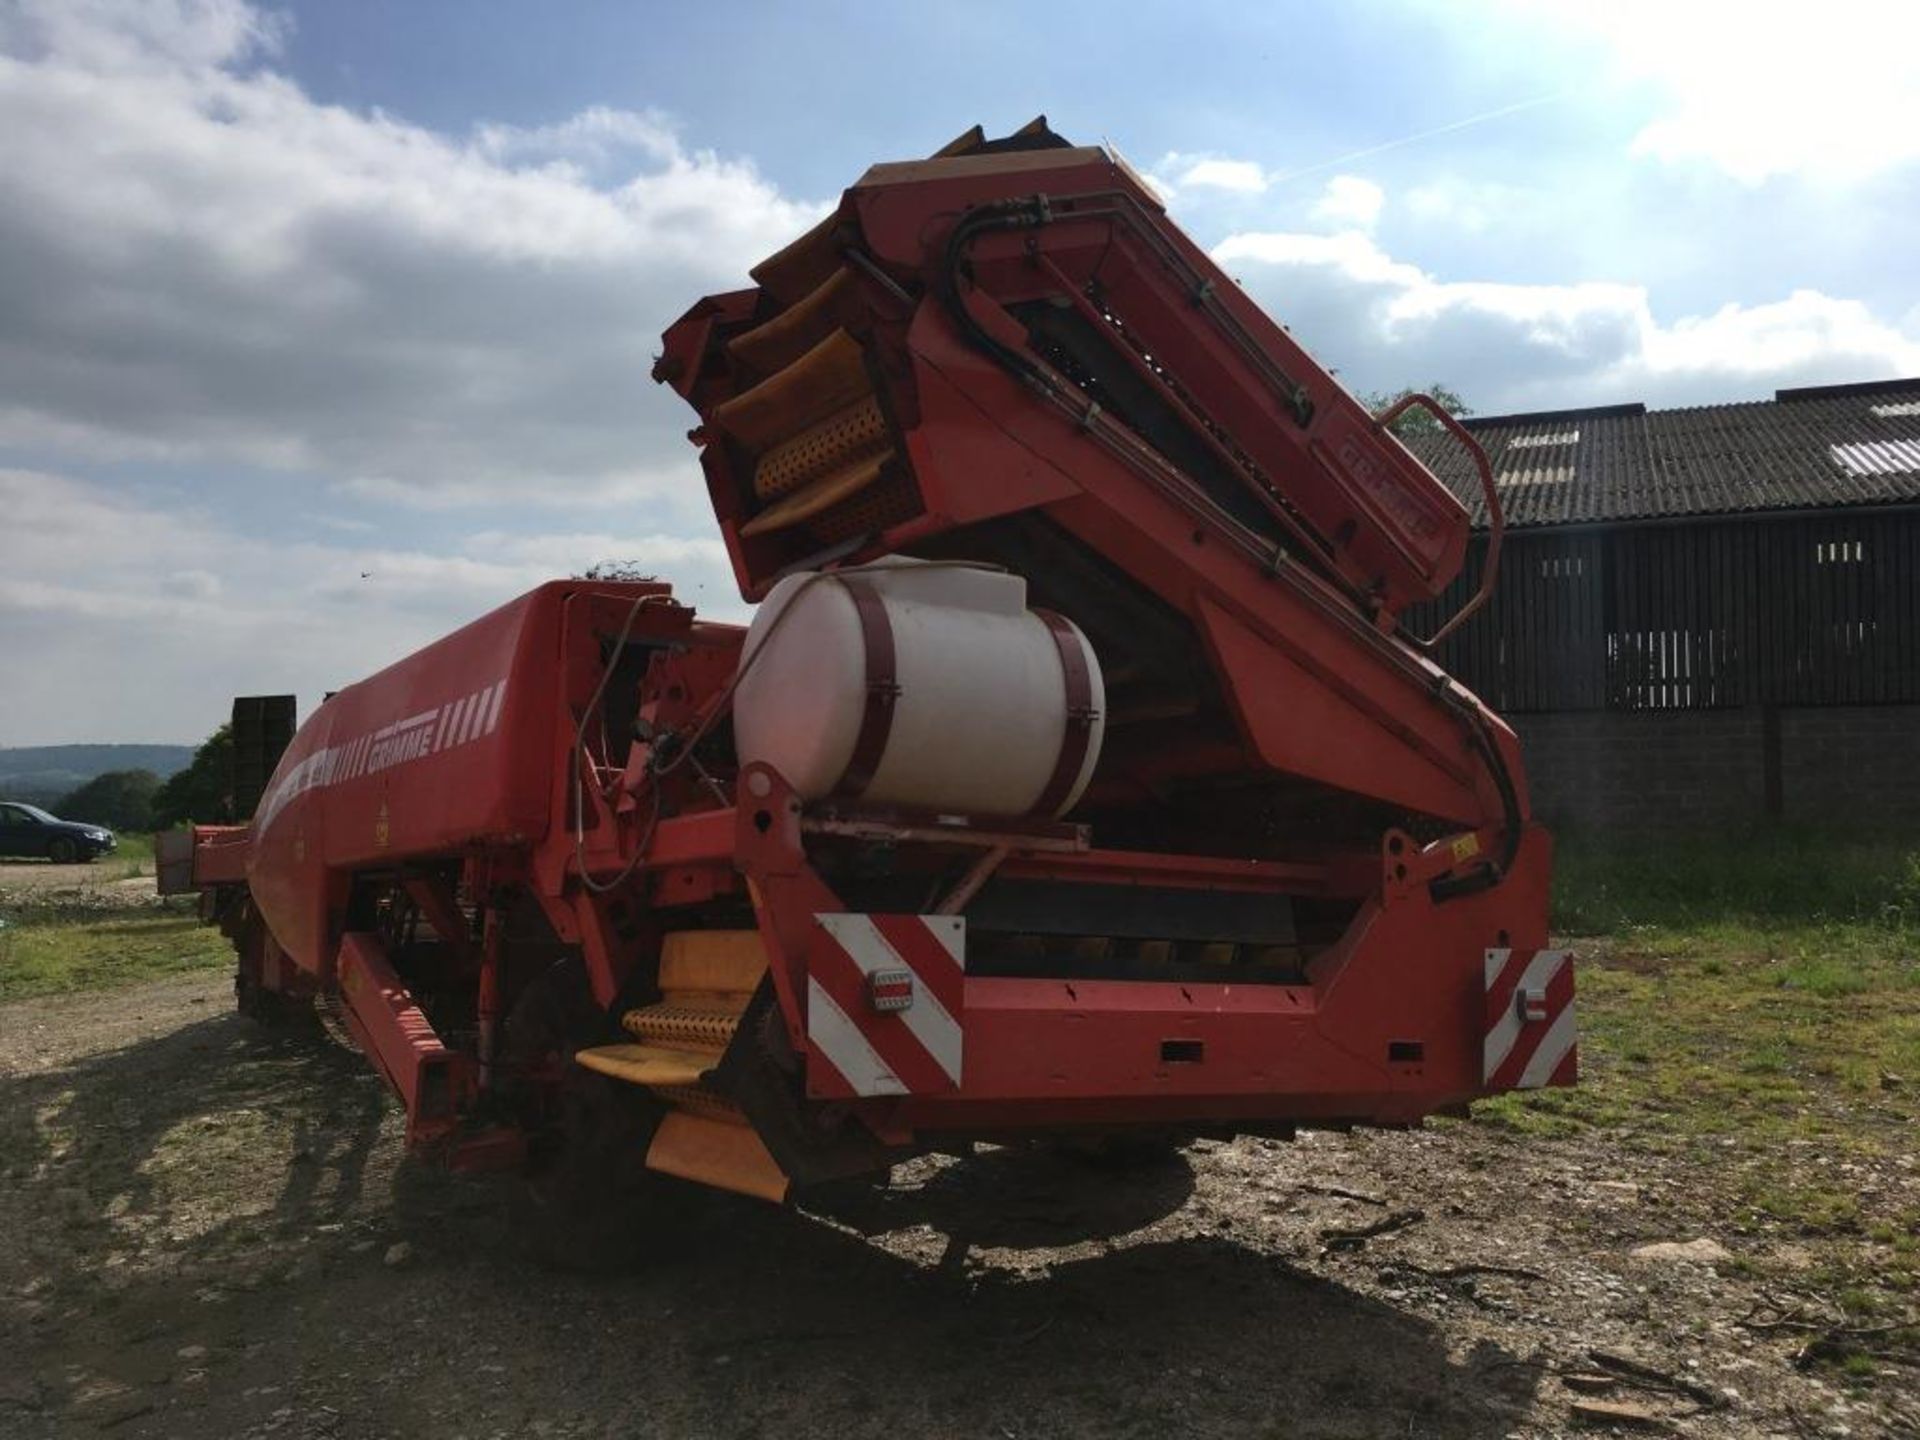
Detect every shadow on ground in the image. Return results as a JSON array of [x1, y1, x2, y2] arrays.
[[2, 1009, 1541, 1438]]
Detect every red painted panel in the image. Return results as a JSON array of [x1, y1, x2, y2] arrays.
[[1196, 595, 1482, 822], [245, 581, 655, 972], [336, 931, 466, 1144]]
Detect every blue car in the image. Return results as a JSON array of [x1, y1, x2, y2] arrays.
[[0, 801, 117, 863]]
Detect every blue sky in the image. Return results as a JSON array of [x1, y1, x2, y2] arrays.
[[1, 0, 1917, 746]]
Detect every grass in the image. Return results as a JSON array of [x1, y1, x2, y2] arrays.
[[1477, 828, 1920, 1371], [1488, 830, 1920, 1153], [1544, 830, 1920, 1137], [1552, 825, 1920, 935], [0, 898, 231, 1002], [110, 832, 156, 879]]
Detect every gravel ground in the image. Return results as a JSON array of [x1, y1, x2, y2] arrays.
[[2, 971, 1915, 1440], [0, 857, 152, 899]]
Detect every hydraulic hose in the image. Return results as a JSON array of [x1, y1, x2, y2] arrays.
[[1427, 694, 1524, 902], [937, 197, 1524, 901]]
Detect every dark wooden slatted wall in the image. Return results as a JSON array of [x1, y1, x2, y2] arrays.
[[1407, 511, 1920, 711]]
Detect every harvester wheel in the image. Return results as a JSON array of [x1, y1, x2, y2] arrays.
[[236, 972, 317, 1031], [231, 907, 317, 1033], [1052, 1134, 1186, 1171], [513, 1068, 677, 1270], [506, 956, 682, 1269]]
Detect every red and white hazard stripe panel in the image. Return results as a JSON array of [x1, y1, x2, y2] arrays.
[[1482, 947, 1577, 1090], [806, 914, 965, 1099]]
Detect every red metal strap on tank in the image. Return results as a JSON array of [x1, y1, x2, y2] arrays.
[[837, 577, 899, 799], [1031, 608, 1097, 818]]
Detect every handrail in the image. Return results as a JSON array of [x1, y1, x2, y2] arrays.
[[1378, 393, 1504, 650]]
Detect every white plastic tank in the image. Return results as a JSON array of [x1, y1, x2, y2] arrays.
[[732, 560, 1105, 818]]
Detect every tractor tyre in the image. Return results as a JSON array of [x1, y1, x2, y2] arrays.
[[504, 955, 685, 1270]]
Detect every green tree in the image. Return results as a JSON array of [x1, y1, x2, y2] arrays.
[[1362, 383, 1472, 437], [151, 725, 235, 828], [55, 768, 161, 831], [579, 561, 658, 581]]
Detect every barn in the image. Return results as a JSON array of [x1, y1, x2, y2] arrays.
[[1407, 377, 1920, 832]]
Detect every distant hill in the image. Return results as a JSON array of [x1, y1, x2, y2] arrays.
[[0, 744, 196, 805]]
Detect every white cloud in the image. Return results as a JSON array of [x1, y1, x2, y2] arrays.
[[1523, 0, 1920, 183], [1638, 291, 1920, 380], [162, 569, 222, 599], [0, 0, 283, 74], [1309, 176, 1384, 232], [1214, 228, 1920, 410], [1153, 152, 1269, 196], [0, 0, 828, 506], [472, 105, 681, 168], [1402, 177, 1530, 234], [0, 467, 746, 744], [1218, 231, 1426, 290], [1180, 158, 1268, 193]]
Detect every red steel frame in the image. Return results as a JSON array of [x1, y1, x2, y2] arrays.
[[335, 931, 469, 1147], [182, 125, 1569, 1182]]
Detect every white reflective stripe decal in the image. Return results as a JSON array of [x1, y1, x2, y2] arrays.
[[469, 684, 493, 742], [372, 707, 439, 741], [817, 914, 963, 1085], [924, 914, 965, 969], [1516, 1002, 1579, 1089], [447, 694, 473, 748], [458, 689, 484, 745], [806, 977, 909, 1097], [1484, 946, 1511, 988], [252, 673, 509, 836], [1482, 949, 1568, 1081]]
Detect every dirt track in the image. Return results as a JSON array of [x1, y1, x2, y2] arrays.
[[2, 973, 1914, 1439], [0, 857, 147, 897]]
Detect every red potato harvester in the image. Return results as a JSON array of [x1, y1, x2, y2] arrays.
[[166, 120, 1573, 1205]]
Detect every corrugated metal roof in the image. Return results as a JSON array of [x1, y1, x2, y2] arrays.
[[1403, 377, 1920, 529]]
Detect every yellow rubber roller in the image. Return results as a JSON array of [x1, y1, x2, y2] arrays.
[[572, 1043, 709, 1088]]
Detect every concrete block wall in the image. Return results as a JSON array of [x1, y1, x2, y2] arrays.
[[1507, 705, 1920, 832], [1779, 705, 1920, 824]]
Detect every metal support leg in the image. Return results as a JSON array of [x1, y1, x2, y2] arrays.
[[477, 907, 502, 1091]]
